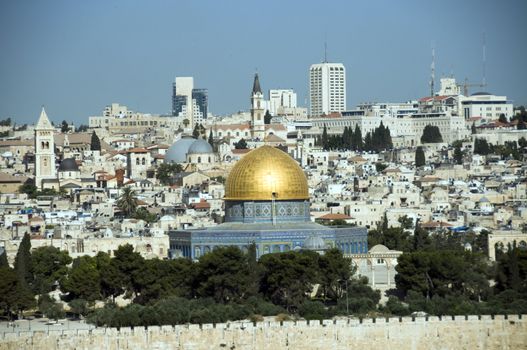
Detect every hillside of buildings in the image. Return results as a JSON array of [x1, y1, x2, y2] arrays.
[[0, 75, 526, 332]]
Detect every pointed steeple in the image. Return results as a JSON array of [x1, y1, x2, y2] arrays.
[[36, 107, 54, 130], [252, 73, 262, 95]]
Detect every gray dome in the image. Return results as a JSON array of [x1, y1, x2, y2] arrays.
[[58, 158, 79, 172], [304, 234, 327, 251], [165, 136, 195, 163], [188, 139, 213, 155]]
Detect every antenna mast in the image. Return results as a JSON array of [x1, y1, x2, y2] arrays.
[[482, 32, 487, 87], [324, 40, 327, 63], [429, 44, 435, 97]]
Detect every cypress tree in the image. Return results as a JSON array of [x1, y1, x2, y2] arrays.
[[90, 131, 101, 151], [264, 110, 272, 124], [208, 130, 214, 147], [453, 144, 463, 164], [471, 122, 477, 134], [364, 132, 372, 152], [192, 124, 200, 139], [0, 250, 8, 268], [322, 124, 329, 150], [415, 146, 425, 167], [14, 233, 33, 287], [354, 125, 362, 151], [384, 126, 393, 149]]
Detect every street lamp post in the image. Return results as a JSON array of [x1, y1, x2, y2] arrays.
[[338, 278, 349, 315], [345, 279, 349, 315]]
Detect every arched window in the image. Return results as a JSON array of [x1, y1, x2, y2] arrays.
[[142, 158, 146, 165], [208, 157, 211, 163], [197, 157, 201, 163], [136, 158, 140, 165]]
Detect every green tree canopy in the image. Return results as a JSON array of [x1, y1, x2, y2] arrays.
[[264, 110, 272, 124], [234, 138, 248, 149], [474, 138, 491, 155], [421, 125, 443, 143], [415, 146, 425, 167], [322, 124, 329, 150], [132, 207, 157, 223], [0, 267, 35, 320], [194, 246, 253, 303], [112, 244, 145, 297], [116, 187, 138, 217], [14, 233, 33, 288], [156, 162, 183, 185], [192, 124, 200, 138], [90, 131, 101, 151], [208, 130, 214, 147], [395, 250, 491, 301], [77, 124, 88, 132], [0, 250, 8, 268], [32, 246, 72, 294], [453, 144, 463, 164], [259, 250, 320, 312], [318, 248, 352, 302], [60, 120, 70, 133], [353, 125, 363, 151], [19, 182, 37, 199], [133, 258, 195, 304], [62, 256, 101, 301], [96, 252, 124, 301]]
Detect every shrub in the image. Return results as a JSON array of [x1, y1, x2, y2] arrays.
[[275, 313, 292, 322], [298, 300, 327, 320]]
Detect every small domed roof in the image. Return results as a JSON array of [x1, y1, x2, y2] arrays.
[[369, 244, 390, 253], [58, 158, 79, 172], [188, 139, 213, 155], [160, 215, 175, 221], [165, 136, 195, 163], [304, 234, 327, 251]]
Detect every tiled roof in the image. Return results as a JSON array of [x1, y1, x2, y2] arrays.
[[318, 213, 352, 220]]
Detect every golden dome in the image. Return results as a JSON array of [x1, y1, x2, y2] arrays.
[[225, 146, 309, 201]]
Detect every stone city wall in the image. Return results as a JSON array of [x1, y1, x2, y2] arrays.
[[1, 315, 525, 350]]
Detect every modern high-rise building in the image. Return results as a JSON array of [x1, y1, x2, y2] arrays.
[[192, 88, 208, 124], [309, 63, 346, 117], [172, 77, 208, 127], [268, 89, 297, 116]]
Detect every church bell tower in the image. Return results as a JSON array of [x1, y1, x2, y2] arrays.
[[250, 73, 265, 140], [34, 107, 56, 188]]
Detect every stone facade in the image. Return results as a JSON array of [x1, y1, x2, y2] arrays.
[[1, 315, 525, 350]]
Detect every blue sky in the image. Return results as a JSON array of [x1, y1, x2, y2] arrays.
[[1, 0, 526, 124]]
